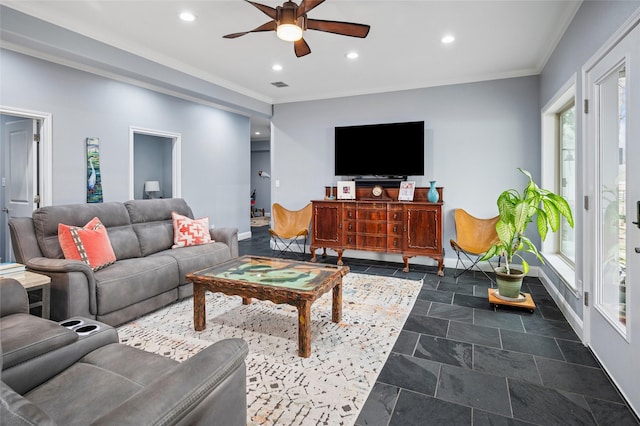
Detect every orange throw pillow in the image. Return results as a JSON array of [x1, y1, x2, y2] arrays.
[[172, 212, 212, 248], [58, 217, 116, 271]]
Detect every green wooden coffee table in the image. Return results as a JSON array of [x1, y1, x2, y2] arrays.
[[187, 255, 349, 357]]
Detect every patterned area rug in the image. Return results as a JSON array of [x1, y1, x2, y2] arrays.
[[117, 273, 422, 425]]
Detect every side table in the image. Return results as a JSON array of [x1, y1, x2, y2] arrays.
[[4, 271, 51, 319]]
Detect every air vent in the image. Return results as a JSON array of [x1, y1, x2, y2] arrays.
[[271, 81, 289, 88]]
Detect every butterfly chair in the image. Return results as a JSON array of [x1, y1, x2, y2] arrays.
[[269, 203, 313, 259], [450, 209, 501, 283]]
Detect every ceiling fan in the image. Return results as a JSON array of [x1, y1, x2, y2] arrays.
[[223, 0, 370, 58]]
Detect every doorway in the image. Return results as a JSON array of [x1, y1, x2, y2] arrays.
[[0, 108, 52, 262], [584, 22, 640, 414], [129, 127, 181, 201]]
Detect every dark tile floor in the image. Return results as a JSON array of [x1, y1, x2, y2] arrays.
[[239, 226, 639, 425]]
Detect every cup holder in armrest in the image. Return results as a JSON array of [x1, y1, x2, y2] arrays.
[[60, 319, 84, 329], [74, 324, 100, 336]]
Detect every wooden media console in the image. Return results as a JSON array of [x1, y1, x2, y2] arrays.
[[310, 185, 444, 275]]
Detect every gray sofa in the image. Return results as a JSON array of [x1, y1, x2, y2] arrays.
[[8, 198, 238, 326], [0, 277, 248, 425]]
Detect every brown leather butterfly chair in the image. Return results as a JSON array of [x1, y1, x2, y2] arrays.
[[450, 209, 501, 283], [269, 203, 313, 259]]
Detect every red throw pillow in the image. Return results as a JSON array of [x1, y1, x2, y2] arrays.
[[172, 212, 212, 248], [58, 217, 116, 271]]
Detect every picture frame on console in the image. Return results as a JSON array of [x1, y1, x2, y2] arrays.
[[398, 181, 416, 201], [337, 181, 356, 200]]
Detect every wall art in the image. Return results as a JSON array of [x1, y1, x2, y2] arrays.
[[86, 137, 103, 203]]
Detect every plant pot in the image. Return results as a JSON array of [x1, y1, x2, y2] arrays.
[[494, 267, 525, 299]]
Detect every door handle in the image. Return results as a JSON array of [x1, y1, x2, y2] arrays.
[[635, 248, 640, 253], [633, 201, 640, 228], [1, 208, 8, 213]]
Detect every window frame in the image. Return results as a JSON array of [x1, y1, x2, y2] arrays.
[[541, 76, 578, 293]]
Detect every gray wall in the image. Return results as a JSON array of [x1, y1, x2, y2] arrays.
[[539, 0, 640, 319], [271, 76, 541, 265], [0, 49, 251, 234]]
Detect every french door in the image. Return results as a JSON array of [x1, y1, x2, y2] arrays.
[[585, 23, 640, 415]]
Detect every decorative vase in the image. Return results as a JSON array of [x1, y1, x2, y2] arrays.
[[427, 181, 439, 203], [494, 267, 525, 299]]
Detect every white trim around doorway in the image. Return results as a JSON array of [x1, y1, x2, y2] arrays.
[[128, 126, 182, 201], [0, 106, 53, 207]]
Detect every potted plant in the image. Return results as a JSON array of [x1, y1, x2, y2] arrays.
[[481, 168, 574, 299]]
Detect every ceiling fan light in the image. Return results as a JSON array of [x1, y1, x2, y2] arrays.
[[277, 23, 303, 42]]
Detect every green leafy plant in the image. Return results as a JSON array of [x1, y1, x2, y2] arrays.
[[481, 168, 574, 275]]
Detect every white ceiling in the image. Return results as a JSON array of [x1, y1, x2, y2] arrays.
[[3, 0, 582, 139]]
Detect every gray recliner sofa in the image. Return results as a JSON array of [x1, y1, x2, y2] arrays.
[[8, 198, 238, 326], [0, 277, 248, 425]]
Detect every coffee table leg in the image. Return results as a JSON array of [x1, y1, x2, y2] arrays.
[[242, 297, 252, 305], [298, 300, 311, 358], [332, 279, 342, 323], [193, 284, 206, 331]]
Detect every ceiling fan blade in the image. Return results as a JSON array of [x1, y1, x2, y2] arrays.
[[307, 19, 370, 38], [245, 0, 277, 19], [294, 38, 311, 57], [223, 20, 276, 39], [297, 0, 326, 17]]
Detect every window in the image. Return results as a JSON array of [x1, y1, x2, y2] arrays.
[[558, 101, 576, 265]]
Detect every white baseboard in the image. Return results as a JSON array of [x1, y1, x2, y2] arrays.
[[538, 268, 584, 341], [238, 231, 252, 241]]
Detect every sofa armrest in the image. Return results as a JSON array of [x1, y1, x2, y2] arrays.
[[91, 338, 249, 426], [0, 381, 56, 426], [0, 278, 29, 316], [26, 257, 94, 275], [210, 227, 238, 258], [25, 257, 98, 316]]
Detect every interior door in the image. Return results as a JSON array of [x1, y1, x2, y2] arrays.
[[585, 23, 640, 414], [2, 117, 37, 262]]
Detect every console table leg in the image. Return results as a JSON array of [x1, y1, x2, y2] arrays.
[[402, 256, 410, 273], [193, 284, 206, 331], [337, 250, 344, 266], [437, 258, 445, 276], [298, 300, 312, 358]]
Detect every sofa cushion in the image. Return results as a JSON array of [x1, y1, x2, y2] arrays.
[[172, 212, 212, 248], [125, 198, 195, 256], [155, 242, 232, 285], [59, 217, 116, 271], [1, 314, 77, 369], [32, 202, 141, 261], [93, 256, 179, 314]]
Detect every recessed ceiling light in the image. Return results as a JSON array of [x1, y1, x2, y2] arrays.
[[441, 35, 455, 44], [272, 64, 283, 71], [179, 11, 196, 22], [255, 131, 261, 135], [346, 51, 359, 60]]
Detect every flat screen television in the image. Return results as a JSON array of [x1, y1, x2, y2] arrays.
[[334, 121, 424, 177]]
